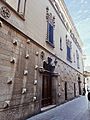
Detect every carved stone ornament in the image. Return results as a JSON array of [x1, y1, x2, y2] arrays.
[[66, 39, 72, 48], [34, 80, 38, 85], [33, 96, 37, 102], [3, 101, 10, 109], [0, 20, 3, 27], [22, 88, 27, 94], [46, 7, 55, 27], [0, 6, 11, 19]]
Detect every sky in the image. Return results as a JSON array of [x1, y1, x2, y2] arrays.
[[64, 0, 90, 70]]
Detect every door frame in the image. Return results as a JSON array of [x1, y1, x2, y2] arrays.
[[65, 81, 67, 100], [41, 72, 52, 107], [74, 83, 76, 97]]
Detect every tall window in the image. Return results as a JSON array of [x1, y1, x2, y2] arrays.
[[5, 0, 27, 16], [17, 0, 27, 16], [60, 37, 62, 50], [48, 22, 54, 45], [66, 39, 72, 62], [76, 50, 80, 69], [73, 53, 75, 63], [46, 8, 55, 47]]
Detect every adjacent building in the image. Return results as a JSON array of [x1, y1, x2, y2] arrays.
[[0, 0, 84, 119]]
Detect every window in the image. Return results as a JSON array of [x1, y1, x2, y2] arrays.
[[66, 39, 72, 62], [17, 0, 27, 16], [73, 53, 75, 63], [60, 37, 62, 50], [47, 22, 54, 46], [76, 50, 80, 69], [46, 9, 55, 47], [5, 0, 27, 16], [67, 45, 71, 61]]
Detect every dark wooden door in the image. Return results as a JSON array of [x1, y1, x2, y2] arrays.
[[78, 82, 81, 95], [78, 77, 81, 95], [74, 83, 76, 97], [42, 74, 52, 107], [65, 82, 67, 100]]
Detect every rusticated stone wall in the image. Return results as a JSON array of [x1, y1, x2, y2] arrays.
[[0, 21, 83, 120]]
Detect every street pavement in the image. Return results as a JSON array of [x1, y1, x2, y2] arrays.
[[27, 96, 90, 120]]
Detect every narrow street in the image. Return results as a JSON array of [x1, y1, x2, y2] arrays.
[[27, 96, 89, 120]]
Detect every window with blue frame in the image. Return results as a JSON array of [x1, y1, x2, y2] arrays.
[[66, 39, 72, 62], [67, 46, 71, 61], [76, 50, 80, 69], [47, 22, 54, 45]]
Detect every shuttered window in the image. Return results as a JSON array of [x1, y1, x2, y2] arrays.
[[67, 45, 71, 61], [48, 22, 54, 45]]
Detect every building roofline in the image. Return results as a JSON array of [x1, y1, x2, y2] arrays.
[[58, 0, 83, 46]]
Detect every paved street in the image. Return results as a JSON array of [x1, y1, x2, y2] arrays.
[[27, 96, 90, 120]]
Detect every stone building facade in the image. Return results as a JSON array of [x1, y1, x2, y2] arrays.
[[0, 0, 84, 119]]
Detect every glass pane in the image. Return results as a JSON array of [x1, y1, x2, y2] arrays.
[[48, 23, 54, 44], [67, 46, 71, 60], [19, 0, 25, 14]]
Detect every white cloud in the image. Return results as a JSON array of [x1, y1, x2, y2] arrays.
[[84, 10, 88, 13], [85, 1, 88, 4], [78, 10, 82, 13], [81, 0, 84, 4], [81, 0, 87, 4]]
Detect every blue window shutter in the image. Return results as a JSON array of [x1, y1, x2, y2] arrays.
[[67, 46, 71, 61], [48, 23, 54, 44]]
